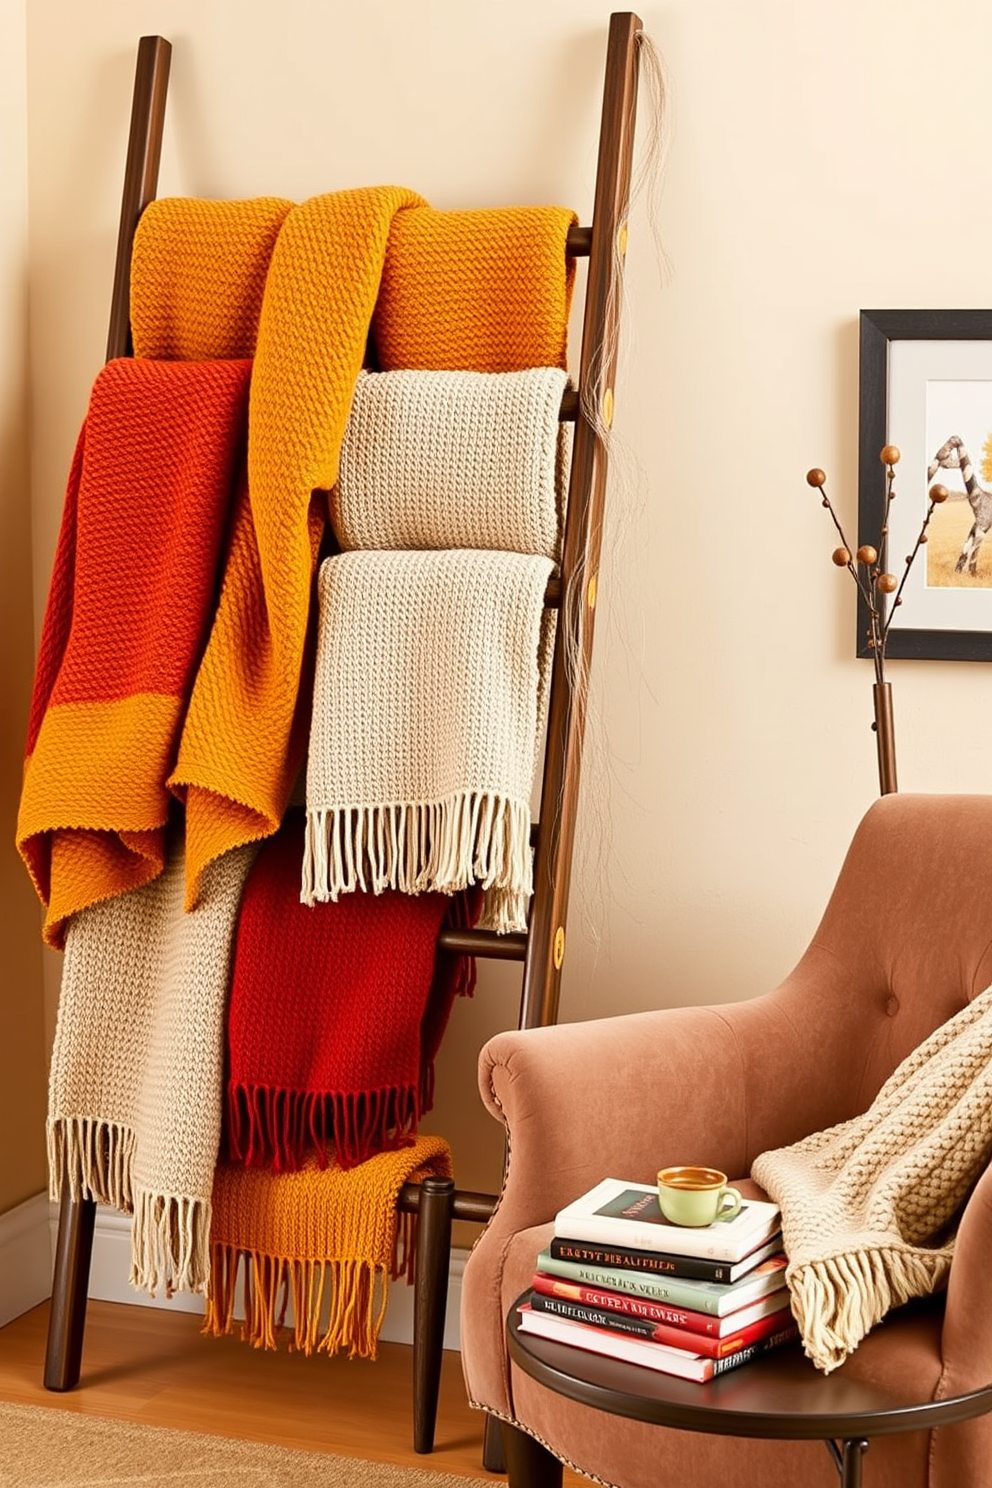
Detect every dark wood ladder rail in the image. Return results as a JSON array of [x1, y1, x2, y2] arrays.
[[42, 12, 645, 1470]]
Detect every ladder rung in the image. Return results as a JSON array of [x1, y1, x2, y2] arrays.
[[437, 926, 528, 960], [397, 1182, 496, 1224], [559, 388, 579, 421], [566, 225, 592, 257]]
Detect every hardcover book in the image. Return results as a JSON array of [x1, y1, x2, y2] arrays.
[[534, 1247, 789, 1317], [548, 1232, 783, 1284], [554, 1178, 781, 1264], [528, 1291, 796, 1359], [516, 1302, 799, 1383], [530, 1268, 792, 1338]]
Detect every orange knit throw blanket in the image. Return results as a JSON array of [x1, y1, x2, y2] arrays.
[[17, 356, 251, 946], [204, 1137, 452, 1358], [134, 194, 576, 907], [21, 191, 575, 937]]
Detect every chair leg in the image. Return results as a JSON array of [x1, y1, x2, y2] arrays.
[[502, 1423, 563, 1488], [412, 1174, 454, 1453], [482, 1413, 507, 1472], [44, 1179, 96, 1391]]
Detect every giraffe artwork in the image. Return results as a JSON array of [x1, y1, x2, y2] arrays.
[[927, 435, 992, 578]]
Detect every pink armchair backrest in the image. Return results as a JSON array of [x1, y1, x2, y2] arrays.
[[718, 792, 992, 1162]]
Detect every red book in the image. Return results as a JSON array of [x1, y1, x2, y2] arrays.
[[529, 1289, 795, 1358], [530, 1270, 790, 1339]]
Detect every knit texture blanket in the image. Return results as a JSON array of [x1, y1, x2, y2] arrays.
[[372, 206, 576, 371], [47, 829, 256, 1296], [126, 193, 576, 910], [203, 1136, 452, 1359], [224, 811, 477, 1172], [752, 983, 992, 1373], [332, 367, 569, 558], [303, 549, 554, 933], [131, 196, 294, 360], [17, 356, 251, 947]]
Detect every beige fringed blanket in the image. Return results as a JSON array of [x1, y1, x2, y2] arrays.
[[48, 830, 255, 1295], [752, 983, 992, 1373], [332, 367, 569, 558], [303, 548, 554, 933]]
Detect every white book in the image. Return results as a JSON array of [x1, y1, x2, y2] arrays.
[[554, 1178, 782, 1265]]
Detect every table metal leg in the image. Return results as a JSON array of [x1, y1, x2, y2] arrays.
[[826, 1438, 869, 1488]]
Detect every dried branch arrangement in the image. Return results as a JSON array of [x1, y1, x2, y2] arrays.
[[804, 444, 948, 793]]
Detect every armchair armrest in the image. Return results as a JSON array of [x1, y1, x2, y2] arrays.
[[927, 1161, 992, 1488], [479, 1004, 749, 1229], [939, 1160, 992, 1390], [478, 942, 874, 1237]]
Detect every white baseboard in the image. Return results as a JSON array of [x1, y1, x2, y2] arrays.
[[0, 1192, 53, 1327], [69, 1204, 467, 1351]]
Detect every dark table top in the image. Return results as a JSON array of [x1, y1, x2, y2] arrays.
[[507, 1294, 992, 1441]]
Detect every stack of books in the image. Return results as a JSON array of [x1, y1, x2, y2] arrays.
[[517, 1177, 798, 1383]]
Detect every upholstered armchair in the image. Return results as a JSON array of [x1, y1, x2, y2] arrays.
[[460, 793, 992, 1488]]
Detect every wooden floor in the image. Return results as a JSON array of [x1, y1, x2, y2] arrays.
[[0, 1300, 584, 1483]]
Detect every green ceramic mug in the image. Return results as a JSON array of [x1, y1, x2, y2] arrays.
[[657, 1165, 743, 1227]]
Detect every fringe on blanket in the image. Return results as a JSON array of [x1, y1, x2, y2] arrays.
[[226, 1084, 423, 1173], [48, 1115, 135, 1211], [202, 1211, 418, 1360], [131, 1189, 212, 1297], [47, 1116, 212, 1295], [301, 791, 532, 934], [788, 1246, 954, 1374]]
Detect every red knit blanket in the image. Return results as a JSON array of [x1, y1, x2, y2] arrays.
[[17, 356, 251, 946], [224, 811, 478, 1171]]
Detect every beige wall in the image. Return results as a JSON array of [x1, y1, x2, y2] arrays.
[[18, 0, 992, 1216], [0, 0, 48, 1214]]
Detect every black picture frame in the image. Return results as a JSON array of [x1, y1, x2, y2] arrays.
[[859, 308, 992, 662]]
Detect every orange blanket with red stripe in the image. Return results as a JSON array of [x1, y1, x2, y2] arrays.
[[18, 356, 251, 946]]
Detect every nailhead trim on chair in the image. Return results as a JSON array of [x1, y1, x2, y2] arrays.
[[471, 1403, 617, 1488]]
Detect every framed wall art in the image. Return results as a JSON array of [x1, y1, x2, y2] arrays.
[[859, 308, 992, 661]]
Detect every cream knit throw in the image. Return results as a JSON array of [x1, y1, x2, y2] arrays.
[[303, 549, 554, 933], [48, 831, 255, 1296], [331, 367, 569, 559], [752, 983, 992, 1373]]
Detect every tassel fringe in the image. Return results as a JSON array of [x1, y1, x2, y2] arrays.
[[203, 1209, 418, 1360], [131, 1187, 211, 1297], [302, 792, 532, 932], [788, 1245, 953, 1373], [47, 1115, 135, 1210], [47, 1118, 210, 1298], [226, 1083, 421, 1172]]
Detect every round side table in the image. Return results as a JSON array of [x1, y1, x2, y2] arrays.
[[506, 1295, 992, 1488]]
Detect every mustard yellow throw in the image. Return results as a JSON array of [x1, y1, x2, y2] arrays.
[[204, 1136, 452, 1359]]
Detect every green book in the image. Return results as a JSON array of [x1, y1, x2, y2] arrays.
[[535, 1246, 787, 1317]]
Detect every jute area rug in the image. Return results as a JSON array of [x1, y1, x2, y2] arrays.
[[0, 1402, 483, 1487]]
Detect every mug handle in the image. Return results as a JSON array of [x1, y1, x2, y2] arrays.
[[717, 1186, 742, 1220]]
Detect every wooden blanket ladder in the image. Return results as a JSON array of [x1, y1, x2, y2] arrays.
[[42, 12, 646, 1468]]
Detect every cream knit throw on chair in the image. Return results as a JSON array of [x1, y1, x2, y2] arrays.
[[752, 983, 992, 1373], [48, 831, 255, 1295], [303, 548, 554, 934], [332, 367, 568, 558]]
